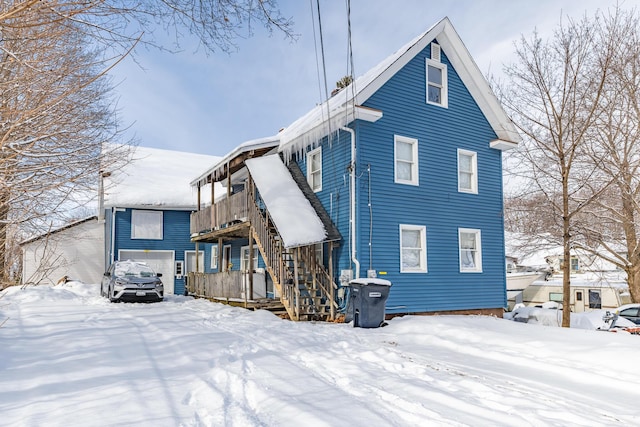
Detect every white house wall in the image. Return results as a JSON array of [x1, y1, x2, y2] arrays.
[[22, 219, 105, 285]]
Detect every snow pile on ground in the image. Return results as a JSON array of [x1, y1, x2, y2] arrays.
[[2, 283, 640, 426]]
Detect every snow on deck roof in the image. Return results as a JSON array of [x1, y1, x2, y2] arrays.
[[104, 145, 220, 210], [278, 17, 520, 157], [191, 135, 280, 187], [245, 154, 326, 248]]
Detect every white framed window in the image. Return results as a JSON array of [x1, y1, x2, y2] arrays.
[[394, 135, 419, 185], [131, 209, 163, 240], [184, 251, 204, 273], [210, 245, 218, 270], [307, 147, 322, 192], [400, 225, 427, 273], [458, 149, 478, 194], [426, 59, 448, 108], [240, 246, 259, 271], [459, 228, 482, 272]]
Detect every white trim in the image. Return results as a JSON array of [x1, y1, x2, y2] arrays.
[[490, 139, 518, 151], [394, 135, 419, 186], [458, 228, 482, 273], [184, 250, 204, 273], [426, 58, 448, 108], [306, 146, 323, 192], [400, 224, 427, 273], [175, 260, 184, 277], [457, 149, 478, 194], [210, 244, 218, 270], [240, 245, 259, 272]]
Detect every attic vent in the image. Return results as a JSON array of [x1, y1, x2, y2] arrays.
[[431, 43, 441, 62]]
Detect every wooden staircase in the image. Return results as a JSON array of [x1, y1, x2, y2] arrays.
[[247, 180, 338, 321]]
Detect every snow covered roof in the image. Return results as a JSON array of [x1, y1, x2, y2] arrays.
[[104, 145, 220, 210], [191, 135, 280, 187], [278, 17, 521, 157], [244, 154, 326, 248]]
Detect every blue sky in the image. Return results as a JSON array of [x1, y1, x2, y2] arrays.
[[108, 0, 637, 157]]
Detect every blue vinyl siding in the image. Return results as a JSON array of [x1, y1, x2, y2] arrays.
[[112, 208, 196, 295], [296, 132, 353, 278], [299, 40, 507, 313], [357, 42, 506, 313]]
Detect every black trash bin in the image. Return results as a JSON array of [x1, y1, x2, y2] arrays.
[[344, 278, 392, 328]]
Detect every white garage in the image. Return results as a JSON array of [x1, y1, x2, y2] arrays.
[[21, 217, 104, 286], [118, 250, 175, 295]]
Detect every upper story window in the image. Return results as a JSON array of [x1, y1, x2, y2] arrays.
[[394, 135, 419, 185], [459, 228, 482, 272], [131, 209, 163, 240], [400, 224, 427, 273], [426, 43, 448, 108], [458, 149, 478, 194], [307, 147, 322, 192]]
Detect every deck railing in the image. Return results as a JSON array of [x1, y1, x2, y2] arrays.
[[190, 191, 248, 235], [187, 271, 244, 299]]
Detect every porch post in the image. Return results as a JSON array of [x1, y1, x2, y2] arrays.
[[226, 162, 231, 223], [197, 184, 201, 211], [217, 237, 223, 272], [329, 241, 335, 320], [249, 231, 254, 300], [211, 178, 216, 229], [195, 241, 200, 273]]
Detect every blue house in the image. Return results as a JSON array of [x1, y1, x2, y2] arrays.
[[103, 146, 220, 296], [188, 18, 520, 320]]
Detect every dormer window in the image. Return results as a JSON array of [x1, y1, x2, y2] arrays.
[[426, 43, 447, 108]]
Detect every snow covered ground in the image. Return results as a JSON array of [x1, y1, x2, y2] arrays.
[[1, 283, 639, 427]]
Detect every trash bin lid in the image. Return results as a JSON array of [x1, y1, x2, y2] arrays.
[[349, 278, 392, 286]]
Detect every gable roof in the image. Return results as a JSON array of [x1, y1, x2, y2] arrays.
[[278, 17, 520, 157], [104, 145, 220, 210]]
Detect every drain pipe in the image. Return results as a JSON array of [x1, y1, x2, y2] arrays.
[[341, 126, 359, 279]]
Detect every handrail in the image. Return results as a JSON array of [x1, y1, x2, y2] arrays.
[[247, 182, 299, 320], [246, 176, 338, 320]]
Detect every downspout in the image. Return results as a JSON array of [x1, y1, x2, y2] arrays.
[[341, 126, 359, 279], [110, 207, 116, 265]]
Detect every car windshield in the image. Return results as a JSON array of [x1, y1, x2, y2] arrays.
[[114, 262, 157, 278]]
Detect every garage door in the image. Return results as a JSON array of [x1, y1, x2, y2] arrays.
[[119, 250, 175, 295]]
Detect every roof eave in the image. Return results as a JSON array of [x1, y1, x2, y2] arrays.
[[490, 139, 518, 151]]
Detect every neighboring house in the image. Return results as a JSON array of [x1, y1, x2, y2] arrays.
[[188, 17, 520, 320], [505, 233, 630, 311], [21, 216, 104, 285], [103, 146, 220, 296]]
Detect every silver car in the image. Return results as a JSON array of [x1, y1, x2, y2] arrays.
[[101, 260, 164, 302]]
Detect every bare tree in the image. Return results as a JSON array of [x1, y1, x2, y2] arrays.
[[500, 14, 615, 327], [577, 8, 640, 302], [0, 0, 294, 285], [0, 13, 133, 283], [0, 1, 295, 57]]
